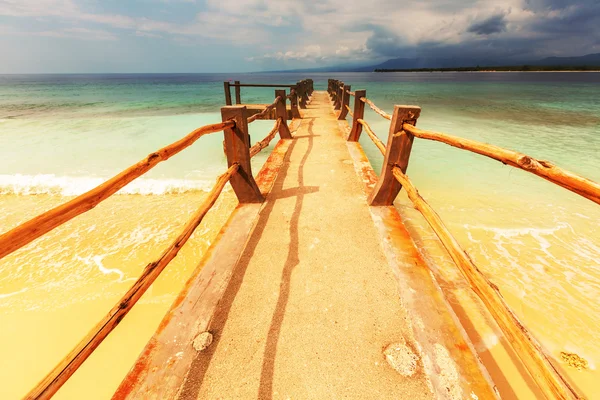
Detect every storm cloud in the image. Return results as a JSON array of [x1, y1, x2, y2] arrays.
[[467, 13, 508, 35]]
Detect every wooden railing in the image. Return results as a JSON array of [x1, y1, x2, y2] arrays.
[[329, 78, 600, 400], [1, 87, 299, 400], [223, 79, 313, 116]]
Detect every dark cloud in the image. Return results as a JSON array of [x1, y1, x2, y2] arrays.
[[467, 13, 507, 35], [360, 1, 600, 64], [363, 26, 407, 58], [530, 2, 600, 37]]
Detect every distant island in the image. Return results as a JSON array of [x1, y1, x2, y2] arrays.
[[271, 53, 600, 73], [375, 65, 600, 72]]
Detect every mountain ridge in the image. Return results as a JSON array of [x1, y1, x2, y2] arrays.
[[267, 53, 600, 73]]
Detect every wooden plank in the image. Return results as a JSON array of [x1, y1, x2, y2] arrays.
[[0, 120, 233, 261], [391, 166, 582, 399], [221, 106, 263, 203], [234, 80, 241, 104], [24, 164, 239, 400], [223, 81, 232, 106], [347, 89, 366, 141], [403, 124, 600, 205], [368, 105, 421, 206], [275, 89, 292, 139], [114, 138, 294, 400]]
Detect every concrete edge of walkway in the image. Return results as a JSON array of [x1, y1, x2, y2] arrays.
[[338, 119, 499, 400], [113, 122, 301, 400]]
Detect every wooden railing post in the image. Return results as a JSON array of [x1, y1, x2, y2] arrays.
[[331, 79, 338, 103], [348, 89, 366, 141], [338, 85, 351, 120], [221, 106, 263, 203], [334, 82, 343, 110], [368, 105, 421, 206], [302, 80, 310, 104], [234, 80, 241, 104], [333, 81, 338, 108], [275, 89, 292, 139], [224, 81, 232, 106], [298, 81, 307, 109], [290, 85, 301, 118]]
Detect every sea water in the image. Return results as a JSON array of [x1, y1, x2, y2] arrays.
[[0, 72, 598, 398]]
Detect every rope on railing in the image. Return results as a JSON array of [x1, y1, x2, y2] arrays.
[[346, 90, 355, 96], [345, 104, 354, 118], [402, 124, 600, 205], [24, 164, 240, 400], [0, 120, 235, 261], [250, 118, 282, 158], [390, 165, 582, 399], [247, 96, 281, 123], [286, 89, 296, 99], [360, 97, 392, 120], [357, 119, 386, 155]]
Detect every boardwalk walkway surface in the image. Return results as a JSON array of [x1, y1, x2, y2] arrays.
[[181, 92, 434, 398]]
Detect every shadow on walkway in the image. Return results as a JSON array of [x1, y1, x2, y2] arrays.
[[179, 118, 317, 400]]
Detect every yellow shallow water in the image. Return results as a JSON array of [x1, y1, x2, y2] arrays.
[[1, 171, 599, 399], [0, 191, 236, 399], [395, 187, 599, 398]]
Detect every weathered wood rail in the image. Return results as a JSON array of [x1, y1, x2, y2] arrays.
[[3, 77, 598, 399], [223, 79, 313, 117], [329, 77, 600, 399], [1, 83, 304, 400]]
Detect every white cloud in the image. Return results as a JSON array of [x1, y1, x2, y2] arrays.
[[0, 0, 597, 69]]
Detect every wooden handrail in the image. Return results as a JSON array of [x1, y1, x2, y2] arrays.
[[357, 119, 386, 155], [345, 104, 354, 118], [230, 83, 296, 88], [0, 120, 235, 261], [247, 96, 282, 123], [250, 118, 283, 158], [403, 124, 600, 205], [25, 164, 240, 400], [390, 166, 582, 399], [360, 97, 392, 120], [346, 90, 355, 96]]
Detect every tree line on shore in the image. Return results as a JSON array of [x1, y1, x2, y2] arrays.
[[375, 65, 600, 72]]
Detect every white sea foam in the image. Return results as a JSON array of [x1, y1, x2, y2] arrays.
[[76, 255, 132, 283], [0, 174, 213, 196], [0, 287, 28, 299]]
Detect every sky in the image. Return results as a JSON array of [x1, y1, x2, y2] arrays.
[[0, 0, 599, 73]]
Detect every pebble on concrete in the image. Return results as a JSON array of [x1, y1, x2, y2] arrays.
[[193, 332, 213, 352], [384, 341, 419, 377]]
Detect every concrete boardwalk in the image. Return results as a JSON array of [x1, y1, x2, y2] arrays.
[[180, 92, 434, 399]]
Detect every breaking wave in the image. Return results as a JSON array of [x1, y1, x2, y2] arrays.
[[0, 174, 215, 196]]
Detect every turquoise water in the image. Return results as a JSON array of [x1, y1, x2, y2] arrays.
[[2, 73, 598, 194], [0, 73, 599, 398]]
